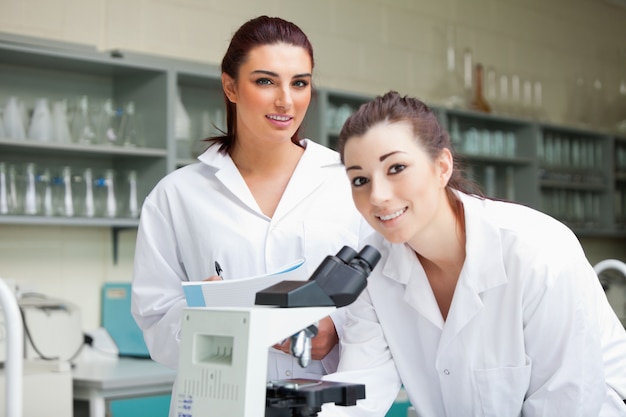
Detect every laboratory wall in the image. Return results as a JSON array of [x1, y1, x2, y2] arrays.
[[1, 0, 626, 330]]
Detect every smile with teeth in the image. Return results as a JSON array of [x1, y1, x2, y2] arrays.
[[267, 114, 291, 121], [377, 208, 407, 221]]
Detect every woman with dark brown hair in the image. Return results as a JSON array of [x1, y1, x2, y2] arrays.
[[320, 91, 626, 416], [131, 16, 371, 415]]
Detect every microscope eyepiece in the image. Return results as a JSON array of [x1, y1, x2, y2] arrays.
[[255, 244, 381, 308], [348, 245, 382, 276]]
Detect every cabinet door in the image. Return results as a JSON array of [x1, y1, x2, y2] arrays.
[[440, 108, 538, 207], [0, 42, 168, 225]]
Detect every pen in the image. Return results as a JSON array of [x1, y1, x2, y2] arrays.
[[214, 261, 223, 278]]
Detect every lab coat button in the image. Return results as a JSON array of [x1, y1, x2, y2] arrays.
[[443, 369, 450, 375], [285, 370, 292, 377]]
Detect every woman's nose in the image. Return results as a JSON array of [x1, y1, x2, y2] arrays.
[[369, 178, 392, 205], [275, 87, 293, 110]]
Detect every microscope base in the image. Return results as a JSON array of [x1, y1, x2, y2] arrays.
[[265, 379, 365, 417]]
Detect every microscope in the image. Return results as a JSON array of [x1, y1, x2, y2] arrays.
[[174, 245, 381, 417]]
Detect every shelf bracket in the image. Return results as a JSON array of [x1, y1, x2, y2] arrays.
[[112, 226, 135, 265]]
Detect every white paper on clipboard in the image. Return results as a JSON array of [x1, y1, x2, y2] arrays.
[[182, 258, 306, 307]]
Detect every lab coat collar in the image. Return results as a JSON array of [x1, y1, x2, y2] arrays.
[[439, 192, 509, 346], [455, 191, 509, 293], [198, 143, 260, 214], [377, 192, 509, 331], [196, 139, 344, 220]]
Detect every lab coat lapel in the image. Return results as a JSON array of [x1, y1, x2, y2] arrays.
[[198, 140, 340, 220], [199, 146, 264, 215], [384, 242, 446, 329], [271, 140, 341, 221], [439, 194, 508, 350]]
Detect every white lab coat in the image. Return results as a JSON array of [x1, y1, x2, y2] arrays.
[[131, 140, 371, 413], [321, 192, 626, 417]]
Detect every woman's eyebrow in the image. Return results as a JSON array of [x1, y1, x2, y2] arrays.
[[380, 151, 404, 161], [251, 69, 312, 79], [345, 151, 405, 171]]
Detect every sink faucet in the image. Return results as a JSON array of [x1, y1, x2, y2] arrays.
[[594, 259, 626, 291]]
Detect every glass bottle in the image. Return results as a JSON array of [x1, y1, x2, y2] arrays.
[[613, 79, 626, 133], [510, 74, 521, 116], [439, 25, 464, 109], [462, 48, 474, 109], [470, 63, 491, 113], [24, 162, 38, 215], [0, 162, 8, 214], [0, 112, 5, 138], [84, 168, 95, 218], [485, 66, 497, 113], [589, 78, 605, 130], [105, 169, 117, 218], [7, 164, 21, 214], [52, 166, 74, 217], [37, 168, 53, 216], [94, 169, 117, 218], [533, 81, 546, 121], [122, 170, 139, 218]]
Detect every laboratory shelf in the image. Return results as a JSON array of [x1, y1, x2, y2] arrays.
[[1, 32, 625, 239]]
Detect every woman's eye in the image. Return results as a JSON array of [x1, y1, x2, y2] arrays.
[[293, 79, 309, 88], [351, 176, 368, 187], [389, 164, 406, 175], [256, 78, 273, 86]]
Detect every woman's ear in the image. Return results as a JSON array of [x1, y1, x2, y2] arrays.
[[437, 148, 454, 187], [222, 73, 237, 103]]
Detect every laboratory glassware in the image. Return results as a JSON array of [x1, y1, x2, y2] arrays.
[[28, 98, 53, 142], [52, 100, 72, 143], [3, 96, 26, 140], [71, 96, 96, 144]]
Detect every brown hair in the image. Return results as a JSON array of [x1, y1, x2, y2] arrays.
[[338, 90, 483, 209], [206, 16, 315, 153]]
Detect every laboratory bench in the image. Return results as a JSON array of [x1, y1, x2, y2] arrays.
[[72, 352, 175, 417]]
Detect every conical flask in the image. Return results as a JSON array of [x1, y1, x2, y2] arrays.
[[71, 96, 96, 144], [3, 96, 26, 140]]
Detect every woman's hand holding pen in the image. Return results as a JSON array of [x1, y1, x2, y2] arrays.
[[203, 261, 224, 281], [204, 275, 222, 281]]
